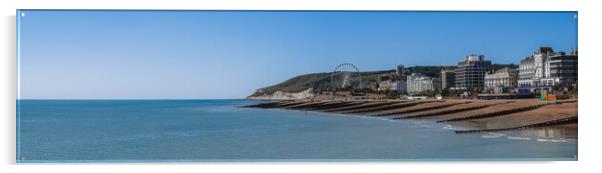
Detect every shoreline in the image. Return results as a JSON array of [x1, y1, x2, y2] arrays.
[[242, 98, 578, 139]]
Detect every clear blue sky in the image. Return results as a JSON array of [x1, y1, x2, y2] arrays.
[[18, 10, 577, 99]]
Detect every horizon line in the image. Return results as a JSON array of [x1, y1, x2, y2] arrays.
[[16, 98, 248, 100]]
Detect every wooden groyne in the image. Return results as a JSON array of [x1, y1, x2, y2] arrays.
[[437, 103, 546, 122], [455, 116, 577, 134], [320, 101, 397, 112], [304, 101, 357, 111], [435, 99, 574, 123], [273, 101, 310, 108], [309, 101, 367, 111], [241, 99, 577, 137], [377, 101, 471, 117], [343, 100, 440, 114], [397, 102, 505, 119], [284, 101, 329, 109], [239, 101, 282, 108]]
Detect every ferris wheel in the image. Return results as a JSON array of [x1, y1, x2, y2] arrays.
[[331, 63, 362, 91]]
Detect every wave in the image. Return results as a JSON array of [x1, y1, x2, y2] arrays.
[[481, 133, 506, 138], [441, 124, 461, 131], [536, 138, 569, 143], [507, 136, 531, 140]]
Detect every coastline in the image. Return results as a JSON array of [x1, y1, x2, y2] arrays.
[[242, 98, 578, 139]]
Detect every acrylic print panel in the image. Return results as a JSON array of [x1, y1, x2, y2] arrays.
[[16, 10, 578, 162]]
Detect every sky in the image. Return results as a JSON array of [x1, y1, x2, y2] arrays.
[[18, 10, 577, 99]]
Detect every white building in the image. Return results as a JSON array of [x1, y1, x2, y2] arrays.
[[377, 74, 398, 91], [518, 47, 578, 89], [377, 70, 408, 94], [440, 68, 456, 90], [484, 67, 518, 93], [518, 47, 552, 87], [407, 73, 440, 95], [377, 80, 398, 91]]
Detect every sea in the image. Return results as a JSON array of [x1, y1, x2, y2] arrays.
[[16, 99, 577, 162]]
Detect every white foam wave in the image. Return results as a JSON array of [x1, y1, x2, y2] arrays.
[[507, 136, 531, 140], [536, 138, 569, 143], [481, 133, 506, 138], [441, 124, 459, 131]]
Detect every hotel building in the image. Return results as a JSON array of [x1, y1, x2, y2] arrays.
[[484, 67, 519, 93], [518, 47, 577, 90], [440, 68, 456, 90], [454, 54, 492, 91], [407, 73, 440, 95]]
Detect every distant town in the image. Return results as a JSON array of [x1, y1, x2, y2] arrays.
[[244, 47, 578, 136], [377, 47, 577, 100], [249, 47, 578, 101]]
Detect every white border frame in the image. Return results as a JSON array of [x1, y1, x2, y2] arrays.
[[2, 0, 601, 173]]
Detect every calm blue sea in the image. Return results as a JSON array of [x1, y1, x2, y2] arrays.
[[16, 99, 577, 162]]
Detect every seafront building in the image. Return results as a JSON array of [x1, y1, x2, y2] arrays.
[[484, 67, 519, 93], [407, 73, 440, 95], [396, 64, 408, 94], [518, 55, 536, 88], [543, 51, 578, 87], [440, 68, 456, 90], [377, 74, 399, 91], [454, 54, 492, 91], [518, 47, 578, 91], [396, 81, 407, 94], [518, 47, 553, 88]]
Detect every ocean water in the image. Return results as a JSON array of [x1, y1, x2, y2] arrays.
[[16, 100, 577, 162]]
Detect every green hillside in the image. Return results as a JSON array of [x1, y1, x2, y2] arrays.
[[248, 70, 395, 97]]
